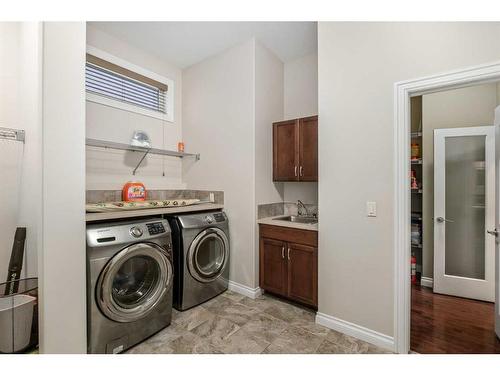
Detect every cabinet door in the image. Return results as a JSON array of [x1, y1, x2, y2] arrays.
[[287, 242, 318, 307], [260, 237, 287, 296], [298, 116, 318, 181], [273, 120, 299, 181]]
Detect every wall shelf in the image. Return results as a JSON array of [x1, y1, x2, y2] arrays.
[[0, 126, 25, 143], [411, 132, 422, 138], [85, 138, 200, 175]]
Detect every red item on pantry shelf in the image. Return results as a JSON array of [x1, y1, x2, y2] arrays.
[[178, 142, 185, 153], [411, 254, 417, 285], [122, 181, 147, 202]]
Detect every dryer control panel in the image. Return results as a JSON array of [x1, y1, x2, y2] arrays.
[[213, 212, 226, 222]]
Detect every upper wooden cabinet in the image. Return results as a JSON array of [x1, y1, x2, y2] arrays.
[[273, 115, 318, 182]]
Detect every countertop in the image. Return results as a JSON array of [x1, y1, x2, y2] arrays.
[[257, 215, 318, 232], [86, 203, 224, 222]]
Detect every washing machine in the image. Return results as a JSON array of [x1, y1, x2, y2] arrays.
[[86, 218, 174, 354], [166, 211, 230, 311]]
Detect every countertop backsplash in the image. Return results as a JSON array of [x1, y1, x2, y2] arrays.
[[258, 202, 318, 219], [86, 189, 224, 204]]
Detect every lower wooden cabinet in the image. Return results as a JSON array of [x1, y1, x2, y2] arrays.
[[260, 237, 288, 296], [259, 224, 318, 309]]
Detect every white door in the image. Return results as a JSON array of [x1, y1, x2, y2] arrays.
[[434, 126, 495, 302], [494, 106, 500, 338]]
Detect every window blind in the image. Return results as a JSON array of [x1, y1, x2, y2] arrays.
[[85, 56, 167, 114]]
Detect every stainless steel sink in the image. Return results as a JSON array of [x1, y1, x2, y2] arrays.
[[273, 215, 318, 224]]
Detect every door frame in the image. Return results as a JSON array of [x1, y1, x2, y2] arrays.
[[393, 61, 500, 353]]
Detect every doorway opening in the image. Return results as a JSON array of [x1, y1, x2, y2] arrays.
[[393, 61, 500, 354], [409, 84, 499, 353]]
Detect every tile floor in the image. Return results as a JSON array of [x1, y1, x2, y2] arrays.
[[127, 290, 392, 354]]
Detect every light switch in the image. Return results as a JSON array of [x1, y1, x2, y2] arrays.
[[366, 201, 377, 217]]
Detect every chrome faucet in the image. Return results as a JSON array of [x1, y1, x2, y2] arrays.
[[297, 200, 310, 217]]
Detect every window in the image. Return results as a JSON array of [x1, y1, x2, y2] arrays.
[[85, 51, 173, 122]]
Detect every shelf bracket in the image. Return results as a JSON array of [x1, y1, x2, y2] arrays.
[[132, 149, 151, 175]]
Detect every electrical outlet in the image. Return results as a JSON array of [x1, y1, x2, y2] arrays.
[[366, 201, 377, 217]]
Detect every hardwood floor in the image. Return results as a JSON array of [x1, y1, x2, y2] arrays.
[[411, 285, 500, 354]]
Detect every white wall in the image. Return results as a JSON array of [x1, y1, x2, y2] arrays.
[[318, 22, 500, 338], [283, 53, 318, 205], [421, 83, 498, 279], [183, 39, 256, 288], [0, 23, 42, 283], [0, 23, 23, 284], [284, 53, 318, 119], [86, 26, 184, 191], [254, 41, 285, 285], [40, 22, 86, 353], [17, 23, 43, 280], [255, 42, 285, 206]]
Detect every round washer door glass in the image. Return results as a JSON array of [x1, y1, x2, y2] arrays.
[[188, 228, 229, 283], [97, 242, 173, 323], [112, 256, 159, 308]]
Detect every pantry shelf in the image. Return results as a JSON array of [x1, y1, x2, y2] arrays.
[[85, 138, 200, 175]]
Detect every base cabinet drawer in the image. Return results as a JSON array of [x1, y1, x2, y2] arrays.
[[259, 224, 318, 309]]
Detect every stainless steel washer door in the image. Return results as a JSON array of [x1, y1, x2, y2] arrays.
[[96, 242, 173, 323], [187, 228, 229, 283]]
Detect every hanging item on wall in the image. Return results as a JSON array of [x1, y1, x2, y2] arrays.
[[130, 130, 151, 148], [122, 181, 147, 202]]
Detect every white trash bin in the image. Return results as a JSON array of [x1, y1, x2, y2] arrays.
[[0, 294, 36, 353]]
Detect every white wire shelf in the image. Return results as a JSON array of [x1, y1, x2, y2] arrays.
[[85, 138, 200, 175], [0, 127, 25, 143]]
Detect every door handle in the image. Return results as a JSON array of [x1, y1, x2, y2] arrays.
[[281, 246, 285, 259], [487, 228, 498, 237], [294, 166, 298, 177], [436, 217, 454, 223], [299, 166, 303, 177], [287, 247, 290, 260]]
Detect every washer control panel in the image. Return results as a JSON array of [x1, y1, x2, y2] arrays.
[[146, 222, 166, 235]]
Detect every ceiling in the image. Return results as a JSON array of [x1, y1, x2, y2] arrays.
[[89, 22, 317, 69]]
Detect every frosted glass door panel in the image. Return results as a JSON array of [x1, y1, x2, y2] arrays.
[[444, 136, 486, 280]]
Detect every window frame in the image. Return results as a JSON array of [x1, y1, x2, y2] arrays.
[[86, 46, 174, 123]]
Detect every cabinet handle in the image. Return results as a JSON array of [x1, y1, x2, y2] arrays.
[[281, 246, 285, 259], [294, 166, 298, 177], [287, 247, 291, 260], [299, 166, 303, 177]]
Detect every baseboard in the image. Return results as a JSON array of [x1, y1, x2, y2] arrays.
[[315, 312, 395, 352], [420, 277, 433, 288], [228, 280, 262, 299]]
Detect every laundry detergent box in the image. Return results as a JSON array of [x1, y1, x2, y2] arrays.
[[122, 181, 147, 202]]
